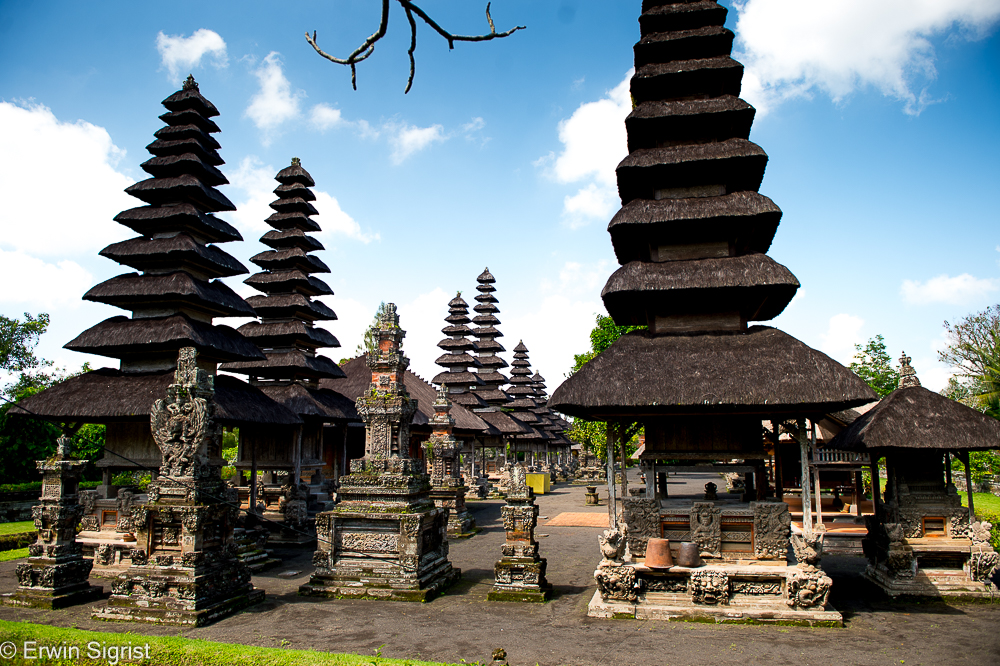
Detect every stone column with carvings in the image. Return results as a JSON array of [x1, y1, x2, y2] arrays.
[[488, 463, 552, 602], [426, 386, 476, 537], [5, 436, 102, 609], [300, 304, 460, 601], [93, 347, 264, 626]]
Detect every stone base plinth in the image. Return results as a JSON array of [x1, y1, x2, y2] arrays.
[[488, 587, 551, 602], [587, 591, 842, 626], [299, 560, 460, 602], [94, 588, 264, 626], [4, 583, 103, 610], [865, 564, 1000, 599], [490, 556, 551, 603], [430, 486, 477, 538]]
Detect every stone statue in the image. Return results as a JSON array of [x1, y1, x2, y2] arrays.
[[150, 347, 217, 479], [689, 503, 721, 557]]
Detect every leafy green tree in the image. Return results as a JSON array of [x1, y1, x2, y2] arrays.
[[849, 335, 899, 398], [356, 301, 388, 356], [0, 312, 50, 373], [938, 305, 1000, 418], [565, 315, 645, 462]]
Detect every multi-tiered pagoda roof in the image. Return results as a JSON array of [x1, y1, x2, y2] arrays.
[[551, 1, 873, 419], [17, 77, 298, 425], [506, 342, 548, 443], [220, 159, 353, 420], [470, 269, 509, 404], [432, 293, 487, 409]]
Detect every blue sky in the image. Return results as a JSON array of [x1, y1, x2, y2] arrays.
[[1, 0, 999, 395]]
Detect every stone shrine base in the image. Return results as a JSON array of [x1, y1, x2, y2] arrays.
[[587, 590, 842, 626], [590, 561, 843, 627], [865, 563, 1000, 599], [298, 560, 460, 602], [94, 587, 264, 626], [4, 582, 103, 610]]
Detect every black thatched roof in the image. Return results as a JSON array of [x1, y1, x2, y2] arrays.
[[608, 192, 780, 264], [477, 410, 531, 434], [99, 234, 248, 278], [601, 254, 798, 325], [250, 248, 330, 274], [549, 326, 876, 419], [261, 229, 324, 252], [626, 96, 753, 151], [126, 175, 236, 212], [84, 272, 255, 317], [221, 350, 346, 380], [826, 386, 1000, 452], [616, 139, 768, 205], [246, 293, 337, 321], [66, 314, 264, 363], [244, 270, 332, 297], [256, 383, 358, 422], [639, 0, 728, 34], [235, 320, 339, 349], [114, 204, 241, 244], [633, 25, 735, 68], [12, 368, 300, 425], [321, 357, 496, 435], [631, 57, 743, 104]]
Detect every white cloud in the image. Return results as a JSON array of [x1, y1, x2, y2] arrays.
[[732, 0, 1000, 116], [313, 191, 379, 244], [819, 313, 865, 365], [544, 71, 632, 227], [900, 273, 999, 304], [245, 52, 303, 143], [0, 250, 92, 308], [226, 156, 378, 243], [309, 103, 344, 131], [463, 117, 486, 133], [0, 101, 133, 257], [156, 29, 228, 83], [388, 123, 446, 164]]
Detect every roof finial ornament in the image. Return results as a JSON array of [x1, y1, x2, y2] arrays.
[[183, 74, 198, 91], [898, 351, 921, 389], [291, 157, 301, 166]]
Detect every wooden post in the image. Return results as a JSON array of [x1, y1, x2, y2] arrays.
[[293, 426, 303, 486], [853, 470, 864, 516], [249, 432, 258, 515], [870, 457, 882, 520], [606, 424, 618, 530], [962, 451, 976, 522], [812, 421, 823, 531], [944, 452, 952, 486], [772, 420, 784, 500], [797, 418, 812, 537], [645, 462, 654, 499], [620, 431, 628, 499]]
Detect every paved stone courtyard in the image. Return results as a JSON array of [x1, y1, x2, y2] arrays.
[[1, 475, 998, 666]]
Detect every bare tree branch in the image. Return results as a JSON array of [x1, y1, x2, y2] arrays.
[[306, 1, 525, 93]]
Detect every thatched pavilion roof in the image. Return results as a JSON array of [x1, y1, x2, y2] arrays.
[[550, 327, 876, 419]]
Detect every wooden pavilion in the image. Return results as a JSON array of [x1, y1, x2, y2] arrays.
[[549, 0, 875, 624]]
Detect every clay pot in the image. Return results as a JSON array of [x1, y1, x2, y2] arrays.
[[644, 538, 674, 569], [676, 541, 702, 568]]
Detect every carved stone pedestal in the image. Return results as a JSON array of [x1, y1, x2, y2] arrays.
[[489, 465, 552, 602], [300, 305, 459, 602], [585, 486, 600, 506], [92, 348, 264, 626], [301, 458, 459, 601], [426, 388, 476, 538], [5, 437, 102, 609]]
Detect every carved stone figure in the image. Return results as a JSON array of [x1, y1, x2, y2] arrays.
[[690, 570, 729, 605], [93, 348, 263, 626], [689, 503, 722, 558], [790, 533, 824, 569], [786, 569, 832, 609], [704, 482, 718, 500], [598, 525, 628, 565], [621, 498, 658, 557], [594, 562, 639, 602], [752, 502, 791, 560]]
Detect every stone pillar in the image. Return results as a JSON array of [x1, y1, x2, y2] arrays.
[[6, 436, 102, 609], [489, 464, 551, 602], [426, 387, 476, 537], [93, 347, 263, 626]]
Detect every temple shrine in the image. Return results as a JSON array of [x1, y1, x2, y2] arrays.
[[550, 0, 876, 624], [827, 354, 1000, 597], [14, 77, 300, 570], [300, 304, 460, 601], [220, 158, 357, 544]]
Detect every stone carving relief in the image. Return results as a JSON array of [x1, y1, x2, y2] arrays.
[[752, 502, 791, 560], [731, 580, 782, 596], [790, 533, 824, 569], [150, 347, 216, 479], [598, 525, 628, 565], [689, 503, 722, 558], [594, 562, 639, 602], [690, 570, 729, 605], [339, 532, 399, 553], [786, 569, 832, 609]]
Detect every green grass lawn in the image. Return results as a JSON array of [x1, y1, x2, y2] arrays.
[[0, 620, 461, 666], [959, 491, 1000, 515], [0, 548, 29, 563], [0, 522, 34, 536]]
